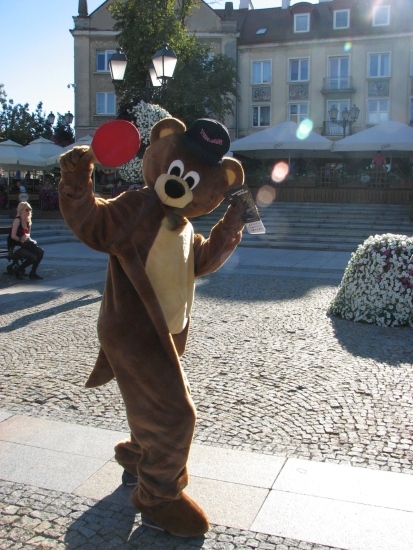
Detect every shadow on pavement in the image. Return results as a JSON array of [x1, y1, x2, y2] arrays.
[[0, 293, 102, 333], [196, 271, 337, 302], [329, 313, 412, 366], [65, 486, 206, 549], [65, 487, 137, 548]]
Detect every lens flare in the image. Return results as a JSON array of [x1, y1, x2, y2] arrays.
[[344, 42, 352, 52], [297, 119, 313, 140], [256, 184, 276, 207], [271, 161, 289, 183]]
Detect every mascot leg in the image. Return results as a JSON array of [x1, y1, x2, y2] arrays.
[[100, 333, 209, 537]]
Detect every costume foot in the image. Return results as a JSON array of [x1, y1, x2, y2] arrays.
[[141, 514, 167, 532], [29, 273, 43, 280], [122, 470, 138, 487], [132, 491, 209, 538]]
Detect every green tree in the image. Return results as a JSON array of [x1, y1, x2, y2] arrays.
[[109, 0, 238, 125], [0, 87, 67, 145], [53, 114, 75, 147]]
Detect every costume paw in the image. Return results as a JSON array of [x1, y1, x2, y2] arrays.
[[59, 146, 95, 198], [132, 491, 209, 537], [222, 200, 245, 231]]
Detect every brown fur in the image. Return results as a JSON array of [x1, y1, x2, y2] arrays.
[[58, 117, 245, 536]]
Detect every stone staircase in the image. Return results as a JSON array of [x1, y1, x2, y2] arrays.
[[192, 202, 413, 252], [1, 203, 412, 252], [0, 215, 77, 247]]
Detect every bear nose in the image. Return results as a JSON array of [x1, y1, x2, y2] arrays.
[[165, 179, 186, 199]]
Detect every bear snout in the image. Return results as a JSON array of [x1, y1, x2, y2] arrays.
[[165, 179, 186, 199], [154, 175, 193, 208]]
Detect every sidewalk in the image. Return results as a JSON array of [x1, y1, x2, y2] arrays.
[[1, 241, 412, 549], [1, 241, 351, 300], [1, 411, 412, 549]]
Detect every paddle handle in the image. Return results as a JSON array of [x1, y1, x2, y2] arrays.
[[88, 146, 99, 165]]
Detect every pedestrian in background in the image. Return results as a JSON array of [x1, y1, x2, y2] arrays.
[[9, 201, 44, 280]]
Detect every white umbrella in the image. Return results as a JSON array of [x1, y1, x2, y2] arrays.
[[0, 139, 46, 168], [45, 135, 94, 167], [25, 137, 64, 159], [333, 121, 413, 154], [0, 140, 46, 202], [230, 121, 334, 160]]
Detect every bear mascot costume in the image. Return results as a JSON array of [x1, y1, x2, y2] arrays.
[[59, 117, 246, 537]]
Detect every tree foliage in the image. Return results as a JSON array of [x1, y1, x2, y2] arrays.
[[109, 0, 238, 125], [0, 85, 74, 146]]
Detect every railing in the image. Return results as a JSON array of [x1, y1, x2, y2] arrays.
[[322, 120, 354, 136], [322, 76, 354, 92]]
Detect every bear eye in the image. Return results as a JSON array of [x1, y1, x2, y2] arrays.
[[168, 160, 184, 178], [184, 171, 200, 190]]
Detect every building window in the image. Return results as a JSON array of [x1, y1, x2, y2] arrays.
[[373, 5, 390, 26], [368, 53, 390, 78], [289, 103, 309, 123], [252, 61, 271, 84], [289, 58, 309, 82], [96, 92, 116, 115], [252, 105, 270, 127], [294, 13, 310, 33], [96, 50, 117, 72], [256, 28, 267, 35], [334, 9, 350, 29], [328, 56, 349, 89], [367, 99, 389, 124]]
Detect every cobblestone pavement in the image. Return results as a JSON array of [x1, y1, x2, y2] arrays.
[[1, 259, 412, 549]]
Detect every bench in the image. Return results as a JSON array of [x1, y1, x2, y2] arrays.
[[0, 226, 15, 273], [0, 226, 11, 258]]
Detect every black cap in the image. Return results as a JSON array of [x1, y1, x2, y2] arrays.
[[181, 119, 230, 166]]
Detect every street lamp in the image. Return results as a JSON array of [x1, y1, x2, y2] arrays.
[[151, 43, 178, 86], [47, 112, 56, 125], [109, 48, 128, 82], [108, 43, 178, 99], [329, 104, 360, 137], [64, 111, 74, 125]]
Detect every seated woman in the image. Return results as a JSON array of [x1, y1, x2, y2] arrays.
[[9, 202, 44, 280]]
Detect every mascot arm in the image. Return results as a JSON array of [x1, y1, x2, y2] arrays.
[[59, 146, 138, 254], [193, 201, 245, 277]]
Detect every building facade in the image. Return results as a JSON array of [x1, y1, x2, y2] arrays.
[[70, 0, 413, 142]]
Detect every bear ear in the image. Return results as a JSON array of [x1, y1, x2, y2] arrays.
[[222, 157, 244, 188], [150, 117, 186, 144]]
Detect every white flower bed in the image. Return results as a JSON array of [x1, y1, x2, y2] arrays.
[[119, 101, 171, 183], [329, 233, 413, 327]]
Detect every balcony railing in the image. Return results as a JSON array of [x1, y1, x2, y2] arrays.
[[322, 120, 354, 137], [322, 76, 354, 93]]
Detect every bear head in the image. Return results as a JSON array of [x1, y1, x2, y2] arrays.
[[142, 117, 244, 219]]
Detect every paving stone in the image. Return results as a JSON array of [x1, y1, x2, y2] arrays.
[[1, 249, 412, 548]]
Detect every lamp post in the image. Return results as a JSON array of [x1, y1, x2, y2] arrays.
[[108, 43, 178, 102], [64, 111, 74, 125], [46, 111, 73, 126], [329, 104, 360, 137]]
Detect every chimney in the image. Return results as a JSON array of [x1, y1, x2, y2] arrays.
[[281, 0, 290, 9], [225, 2, 234, 16], [78, 0, 88, 16]]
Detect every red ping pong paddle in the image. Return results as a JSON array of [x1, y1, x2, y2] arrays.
[[90, 120, 141, 167]]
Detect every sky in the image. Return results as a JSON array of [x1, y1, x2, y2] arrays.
[[1, 0, 318, 122]]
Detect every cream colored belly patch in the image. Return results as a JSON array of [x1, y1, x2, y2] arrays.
[[145, 218, 195, 334]]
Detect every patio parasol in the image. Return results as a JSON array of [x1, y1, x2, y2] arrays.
[[332, 121, 413, 156], [25, 137, 64, 159], [229, 121, 334, 161]]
